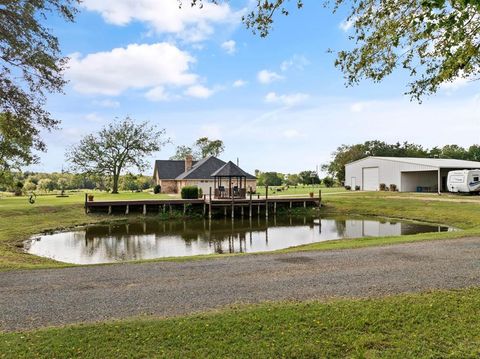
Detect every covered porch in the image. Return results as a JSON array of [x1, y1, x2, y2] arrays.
[[211, 161, 251, 199]]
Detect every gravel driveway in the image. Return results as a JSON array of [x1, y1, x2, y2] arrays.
[[1, 237, 480, 331]]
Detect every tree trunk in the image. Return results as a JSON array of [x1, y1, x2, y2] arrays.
[[112, 173, 120, 194]]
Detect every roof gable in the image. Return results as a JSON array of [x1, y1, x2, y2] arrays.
[[154, 160, 197, 180], [175, 156, 226, 180], [211, 161, 256, 179]]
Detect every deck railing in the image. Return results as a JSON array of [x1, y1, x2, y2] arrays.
[[214, 188, 247, 199]]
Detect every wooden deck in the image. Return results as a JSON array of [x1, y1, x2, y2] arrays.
[[84, 193, 322, 218]]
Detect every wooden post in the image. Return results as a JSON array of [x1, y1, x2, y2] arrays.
[[241, 205, 244, 217], [303, 201, 306, 208], [203, 202, 206, 216], [108, 205, 112, 215], [183, 203, 186, 215], [289, 201, 292, 209], [319, 189, 322, 208], [125, 205, 129, 215], [209, 187, 212, 219], [265, 185, 269, 218], [163, 204, 166, 213], [224, 207, 227, 217], [249, 187, 253, 218], [84, 193, 88, 214], [274, 202, 277, 214], [231, 184, 234, 219], [143, 204, 147, 215]]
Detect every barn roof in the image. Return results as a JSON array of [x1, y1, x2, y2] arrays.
[[348, 156, 480, 169]]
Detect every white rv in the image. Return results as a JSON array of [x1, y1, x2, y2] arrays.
[[447, 170, 480, 193]]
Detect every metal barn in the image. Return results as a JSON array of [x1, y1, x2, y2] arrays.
[[345, 157, 480, 193]]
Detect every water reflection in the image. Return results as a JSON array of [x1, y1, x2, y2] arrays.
[[25, 216, 450, 264]]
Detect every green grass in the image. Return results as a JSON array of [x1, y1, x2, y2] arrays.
[[2, 288, 480, 358], [255, 185, 345, 196], [0, 191, 175, 271]]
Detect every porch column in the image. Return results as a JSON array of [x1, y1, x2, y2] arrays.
[[438, 168, 441, 195]]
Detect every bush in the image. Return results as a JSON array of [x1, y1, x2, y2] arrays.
[[198, 188, 203, 198], [181, 186, 199, 199], [153, 185, 161, 194], [379, 183, 387, 191], [323, 177, 335, 188], [344, 185, 351, 190], [355, 185, 361, 191], [390, 184, 397, 192]]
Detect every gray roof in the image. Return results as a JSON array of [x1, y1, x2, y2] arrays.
[[211, 161, 256, 179], [154, 156, 256, 180], [154, 160, 190, 180], [367, 156, 480, 169], [175, 156, 227, 180]]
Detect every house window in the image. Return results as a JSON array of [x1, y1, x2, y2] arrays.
[[474, 176, 479, 182]]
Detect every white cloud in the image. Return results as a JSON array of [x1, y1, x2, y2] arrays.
[[93, 99, 120, 108], [185, 85, 214, 98], [350, 101, 377, 113], [85, 113, 105, 123], [280, 55, 310, 72], [440, 76, 470, 92], [282, 129, 303, 139], [145, 86, 171, 102], [339, 17, 355, 32], [221, 40, 236, 54], [265, 92, 310, 107], [68, 43, 197, 96], [233, 79, 247, 87], [82, 0, 239, 42], [257, 70, 284, 84]]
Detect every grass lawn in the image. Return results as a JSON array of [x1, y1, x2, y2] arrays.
[[2, 189, 480, 271], [0, 191, 175, 271], [1, 288, 480, 358]]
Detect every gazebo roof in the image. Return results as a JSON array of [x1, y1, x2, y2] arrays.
[[211, 161, 256, 179]]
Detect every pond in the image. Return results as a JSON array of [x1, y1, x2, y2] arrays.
[[25, 215, 451, 264]]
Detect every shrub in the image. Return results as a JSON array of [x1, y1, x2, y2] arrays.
[[355, 185, 361, 191], [153, 185, 161, 194], [323, 177, 335, 188], [390, 184, 397, 192], [181, 186, 199, 199], [344, 185, 351, 190], [379, 183, 387, 191], [198, 188, 203, 198]]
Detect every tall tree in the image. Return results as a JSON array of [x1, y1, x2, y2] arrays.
[[194, 137, 225, 158], [171, 137, 225, 160], [66, 117, 167, 194], [169, 145, 194, 160], [194, 0, 480, 100], [0, 1, 78, 167]]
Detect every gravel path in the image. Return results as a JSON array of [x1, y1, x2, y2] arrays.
[[1, 237, 480, 331]]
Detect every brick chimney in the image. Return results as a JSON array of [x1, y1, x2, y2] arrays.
[[185, 154, 193, 172]]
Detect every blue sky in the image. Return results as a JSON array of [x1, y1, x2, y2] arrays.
[[34, 0, 480, 175]]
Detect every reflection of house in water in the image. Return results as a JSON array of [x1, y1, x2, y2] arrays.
[[83, 217, 317, 256]]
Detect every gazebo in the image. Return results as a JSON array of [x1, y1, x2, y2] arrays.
[[211, 161, 250, 199]]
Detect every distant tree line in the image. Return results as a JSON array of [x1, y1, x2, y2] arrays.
[[255, 170, 334, 188], [0, 172, 154, 196], [324, 141, 480, 182]]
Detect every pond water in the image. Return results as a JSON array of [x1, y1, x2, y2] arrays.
[[25, 216, 450, 264]]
